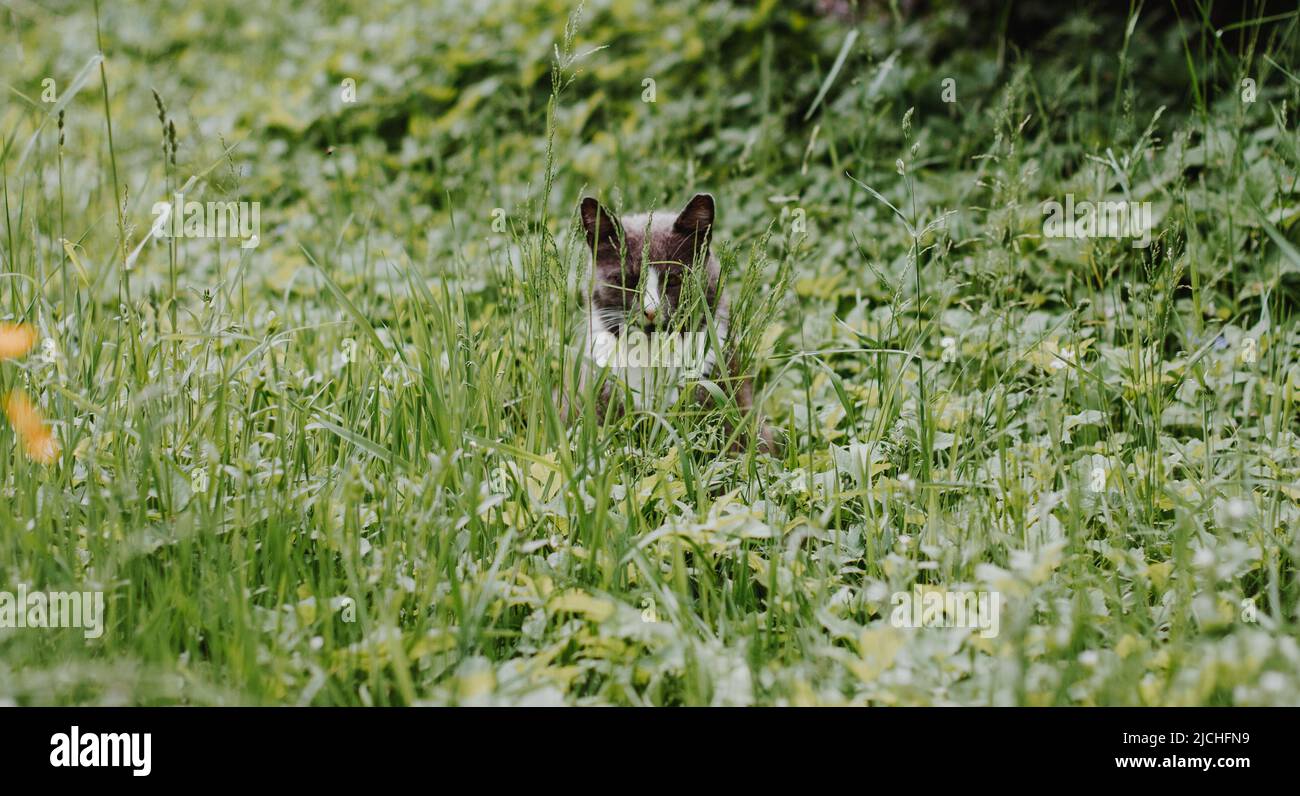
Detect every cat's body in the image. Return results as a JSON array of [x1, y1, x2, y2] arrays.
[[568, 193, 775, 453]]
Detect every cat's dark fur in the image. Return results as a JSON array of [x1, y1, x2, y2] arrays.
[[568, 193, 776, 454]]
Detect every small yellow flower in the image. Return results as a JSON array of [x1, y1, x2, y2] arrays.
[[5, 391, 59, 464], [0, 323, 37, 360]]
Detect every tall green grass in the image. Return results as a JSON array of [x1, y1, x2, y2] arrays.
[[0, 0, 1298, 705]]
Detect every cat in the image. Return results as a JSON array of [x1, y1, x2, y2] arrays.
[[567, 192, 776, 454]]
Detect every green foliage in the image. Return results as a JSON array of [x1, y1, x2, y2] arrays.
[[0, 0, 1298, 705]]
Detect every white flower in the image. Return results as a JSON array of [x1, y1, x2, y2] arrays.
[[1052, 346, 1074, 370], [334, 338, 357, 370], [1225, 498, 1251, 521], [39, 337, 59, 365], [940, 336, 957, 363]]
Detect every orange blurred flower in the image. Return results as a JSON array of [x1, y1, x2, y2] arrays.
[[0, 323, 37, 360], [5, 391, 59, 464]]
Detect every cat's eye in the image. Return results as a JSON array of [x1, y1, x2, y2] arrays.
[[602, 267, 638, 290]]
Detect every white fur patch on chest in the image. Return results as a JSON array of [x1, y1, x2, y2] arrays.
[[585, 317, 727, 412]]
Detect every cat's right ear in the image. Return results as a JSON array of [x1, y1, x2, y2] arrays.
[[580, 197, 623, 254]]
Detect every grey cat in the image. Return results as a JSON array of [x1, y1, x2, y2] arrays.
[[567, 193, 776, 454]]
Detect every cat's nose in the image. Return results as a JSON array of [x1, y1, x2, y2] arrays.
[[643, 306, 657, 323]]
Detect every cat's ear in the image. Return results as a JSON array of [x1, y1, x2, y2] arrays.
[[673, 193, 714, 264], [580, 197, 623, 254]]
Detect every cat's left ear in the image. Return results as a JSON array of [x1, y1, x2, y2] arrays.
[[673, 193, 714, 264]]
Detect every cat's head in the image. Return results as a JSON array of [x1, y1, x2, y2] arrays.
[[580, 193, 718, 333]]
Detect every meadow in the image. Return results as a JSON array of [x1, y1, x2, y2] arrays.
[[2, 0, 1299, 706]]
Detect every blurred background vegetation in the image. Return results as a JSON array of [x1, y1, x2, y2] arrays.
[[6, 0, 1297, 301], [3, 1, 1300, 705]]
